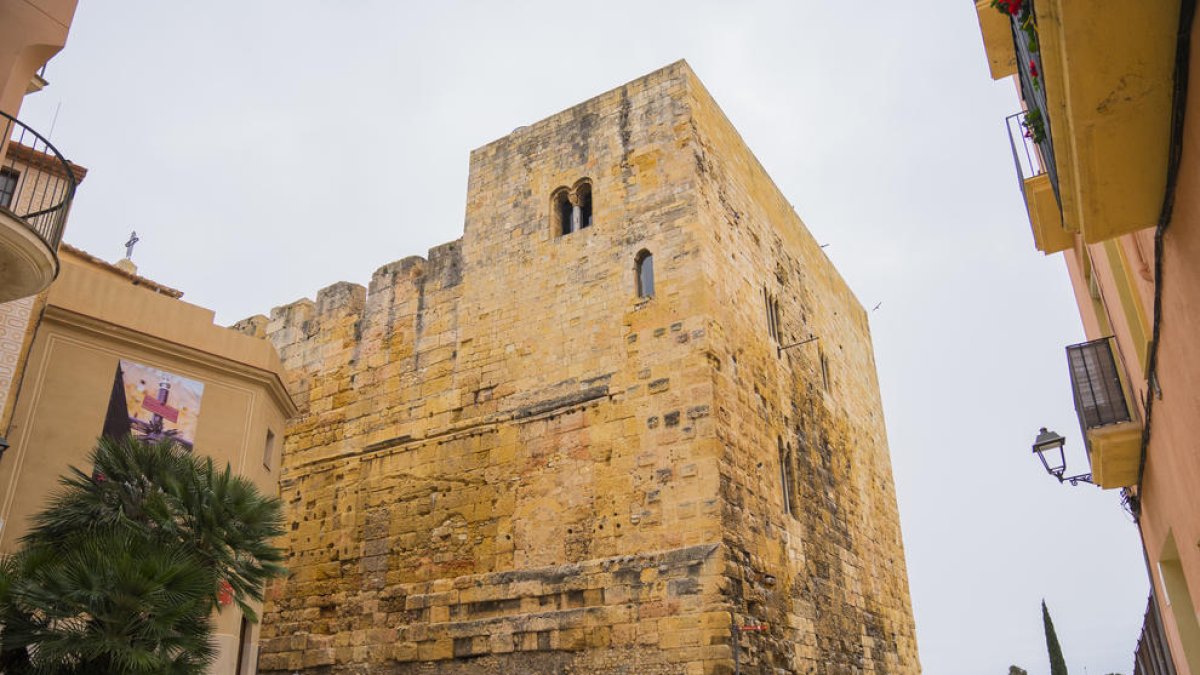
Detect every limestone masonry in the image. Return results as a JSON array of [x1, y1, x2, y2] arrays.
[[242, 61, 920, 674]]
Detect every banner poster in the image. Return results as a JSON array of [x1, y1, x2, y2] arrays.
[[102, 360, 204, 451]]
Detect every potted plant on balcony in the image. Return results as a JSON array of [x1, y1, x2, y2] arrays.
[[991, 0, 1040, 52], [1022, 108, 1047, 144]]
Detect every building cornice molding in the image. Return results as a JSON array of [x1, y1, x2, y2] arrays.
[[40, 304, 298, 418]]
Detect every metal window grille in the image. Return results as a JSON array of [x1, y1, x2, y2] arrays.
[[1066, 337, 1132, 430]]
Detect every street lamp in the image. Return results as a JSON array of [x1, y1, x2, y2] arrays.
[[1031, 427, 1092, 485]]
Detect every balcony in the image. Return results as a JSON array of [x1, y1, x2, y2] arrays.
[[980, 0, 1181, 244], [974, 0, 1017, 79], [1133, 594, 1175, 675], [1037, 0, 1179, 243], [1066, 337, 1142, 489], [1007, 111, 1071, 254], [0, 109, 77, 303]]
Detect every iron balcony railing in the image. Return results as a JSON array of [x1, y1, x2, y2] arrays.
[[1011, 0, 1059, 198], [0, 109, 77, 255], [1133, 594, 1177, 675], [1066, 337, 1133, 446], [996, 0, 1062, 214], [1005, 109, 1046, 215]]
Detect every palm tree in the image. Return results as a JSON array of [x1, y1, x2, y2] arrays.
[[0, 436, 286, 674]]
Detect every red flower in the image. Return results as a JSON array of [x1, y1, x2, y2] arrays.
[[996, 0, 1023, 15], [217, 580, 234, 606], [1029, 60, 1039, 78]]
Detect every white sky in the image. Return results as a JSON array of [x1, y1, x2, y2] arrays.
[[18, 2, 1149, 673]]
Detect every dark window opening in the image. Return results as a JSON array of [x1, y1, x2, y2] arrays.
[[235, 616, 253, 675], [576, 181, 592, 230], [263, 428, 276, 471], [636, 250, 654, 298], [763, 288, 781, 344], [779, 437, 796, 518], [0, 168, 17, 209], [552, 188, 572, 236], [763, 288, 772, 339], [820, 350, 830, 391], [552, 180, 594, 236]]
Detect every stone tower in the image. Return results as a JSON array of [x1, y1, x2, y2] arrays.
[[249, 61, 920, 674]]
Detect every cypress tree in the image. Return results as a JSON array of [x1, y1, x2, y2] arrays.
[[1043, 599, 1069, 675]]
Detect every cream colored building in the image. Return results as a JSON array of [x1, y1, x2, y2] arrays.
[[0, 0, 84, 437], [0, 243, 297, 673], [2, 6, 300, 673], [0, 146, 85, 432], [0, 0, 80, 304]]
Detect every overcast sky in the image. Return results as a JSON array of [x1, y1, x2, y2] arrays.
[[18, 2, 1150, 673]]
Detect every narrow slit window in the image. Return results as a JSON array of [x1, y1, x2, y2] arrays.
[[771, 298, 781, 343], [636, 250, 655, 298], [763, 288, 781, 343], [820, 350, 830, 391], [786, 443, 798, 518], [235, 615, 253, 675], [763, 288, 773, 340], [263, 429, 276, 471], [778, 437, 794, 516]]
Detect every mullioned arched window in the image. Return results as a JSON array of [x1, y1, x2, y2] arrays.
[[551, 179, 594, 236]]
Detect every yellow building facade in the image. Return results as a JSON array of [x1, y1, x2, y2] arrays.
[[0, 243, 297, 673], [251, 61, 920, 674], [974, 1, 1200, 673], [1, 7, 306, 673], [0, 0, 80, 303]]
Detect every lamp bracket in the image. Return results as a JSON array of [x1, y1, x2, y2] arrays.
[[1053, 470, 1094, 486], [777, 335, 819, 358]]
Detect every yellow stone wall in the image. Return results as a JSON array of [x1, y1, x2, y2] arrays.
[[256, 61, 919, 674], [687, 71, 920, 672]]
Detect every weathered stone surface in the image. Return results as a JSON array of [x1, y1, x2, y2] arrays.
[[255, 61, 919, 674]]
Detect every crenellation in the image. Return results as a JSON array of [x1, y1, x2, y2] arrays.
[[230, 313, 268, 338], [314, 280, 366, 320], [266, 298, 316, 354]]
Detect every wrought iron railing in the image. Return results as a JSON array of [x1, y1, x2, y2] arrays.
[[1133, 594, 1177, 675], [1066, 337, 1133, 443], [1008, 0, 1061, 204], [1006, 108, 1047, 181], [0, 109, 77, 254], [1005, 109, 1047, 221]]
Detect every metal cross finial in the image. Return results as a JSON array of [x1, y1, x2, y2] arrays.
[[124, 231, 139, 259]]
